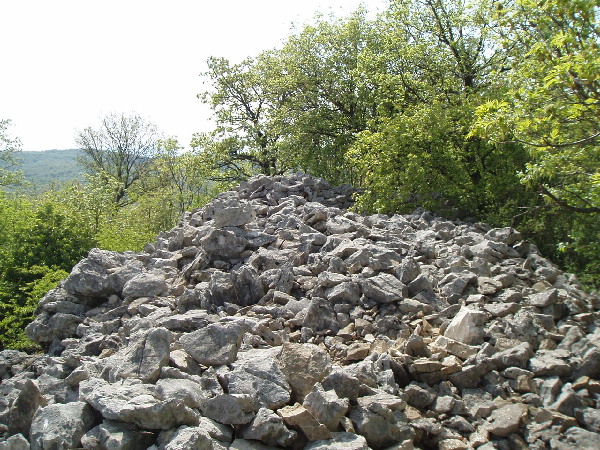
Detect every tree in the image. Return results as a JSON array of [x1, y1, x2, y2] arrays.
[[76, 113, 162, 205], [272, 10, 380, 184], [0, 119, 23, 187], [469, 0, 600, 287], [154, 138, 224, 216], [196, 55, 286, 178], [196, 11, 381, 185], [0, 193, 95, 350], [473, 0, 600, 213], [348, 0, 529, 217]]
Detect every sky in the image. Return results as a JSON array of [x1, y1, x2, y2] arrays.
[[1, 0, 387, 151]]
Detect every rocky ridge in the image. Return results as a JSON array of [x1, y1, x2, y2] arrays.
[[1, 172, 599, 449]]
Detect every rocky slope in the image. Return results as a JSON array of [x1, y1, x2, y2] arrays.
[[1, 173, 599, 450]]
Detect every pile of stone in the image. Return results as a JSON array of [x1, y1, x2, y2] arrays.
[[1, 173, 599, 450]]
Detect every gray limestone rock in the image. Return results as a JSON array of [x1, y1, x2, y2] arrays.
[[228, 439, 280, 450], [227, 353, 291, 409], [79, 377, 199, 429], [277, 403, 332, 441], [105, 327, 172, 383], [528, 350, 572, 377], [240, 407, 297, 448], [304, 432, 370, 450], [407, 274, 434, 297], [444, 307, 487, 345], [157, 419, 233, 450], [303, 297, 340, 333], [7, 379, 46, 438], [404, 383, 437, 409], [396, 257, 420, 284], [199, 394, 256, 425], [154, 378, 208, 408], [210, 198, 255, 228], [484, 403, 528, 437], [81, 420, 155, 450], [179, 322, 244, 366], [122, 271, 168, 299], [461, 389, 496, 419], [0, 434, 30, 450], [348, 406, 414, 450], [326, 281, 361, 305], [62, 248, 127, 298], [30, 402, 95, 450], [549, 426, 600, 449], [575, 407, 600, 432], [303, 384, 349, 431], [200, 228, 248, 262], [361, 273, 407, 303], [321, 369, 361, 402]]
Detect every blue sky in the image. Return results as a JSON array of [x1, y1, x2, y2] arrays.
[[1, 0, 387, 151]]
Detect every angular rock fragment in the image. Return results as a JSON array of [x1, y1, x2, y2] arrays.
[[484, 403, 528, 437], [30, 402, 95, 450], [122, 271, 168, 298], [303, 384, 349, 431], [227, 353, 291, 409], [276, 343, 331, 400], [105, 327, 171, 383], [240, 407, 297, 447], [361, 273, 407, 303], [179, 322, 244, 366], [304, 432, 370, 449], [348, 405, 414, 449], [444, 307, 487, 345], [199, 394, 256, 425], [277, 403, 332, 441], [0, 434, 30, 450], [79, 377, 199, 429], [81, 420, 155, 450], [7, 379, 46, 438]]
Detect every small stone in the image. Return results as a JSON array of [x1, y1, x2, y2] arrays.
[[0, 434, 30, 450], [276, 343, 331, 401], [303, 384, 349, 431], [240, 407, 297, 448], [277, 403, 332, 441], [485, 403, 528, 437], [304, 432, 370, 450], [404, 383, 436, 409], [443, 307, 487, 345]]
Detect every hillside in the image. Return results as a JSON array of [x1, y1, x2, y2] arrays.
[[18, 149, 83, 186], [1, 173, 599, 449]]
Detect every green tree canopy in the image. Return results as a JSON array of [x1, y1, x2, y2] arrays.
[[473, 0, 600, 213], [348, 0, 530, 218]]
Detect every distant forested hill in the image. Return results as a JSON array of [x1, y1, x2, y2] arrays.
[[18, 149, 83, 187]]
